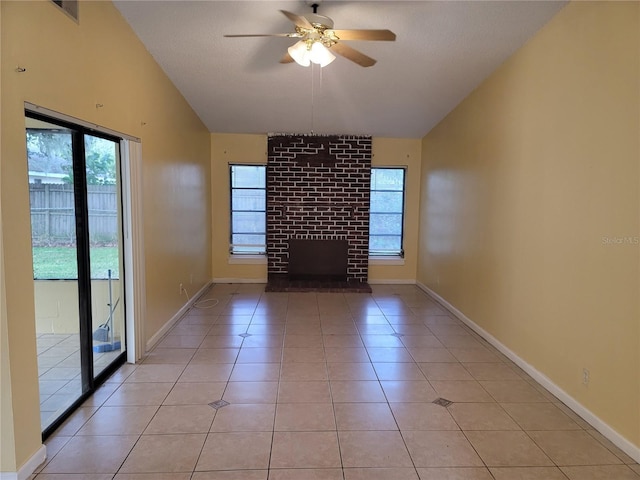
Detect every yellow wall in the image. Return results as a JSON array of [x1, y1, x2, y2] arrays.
[[211, 133, 268, 281], [210, 134, 421, 283], [1, 0, 211, 472], [34, 280, 124, 336], [370, 138, 421, 283], [419, 1, 639, 449]]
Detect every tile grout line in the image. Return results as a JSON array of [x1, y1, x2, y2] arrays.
[[265, 288, 292, 474], [115, 291, 225, 478], [321, 293, 347, 478], [374, 291, 429, 480]]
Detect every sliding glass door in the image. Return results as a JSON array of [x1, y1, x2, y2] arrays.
[[84, 134, 126, 378], [26, 112, 126, 437]]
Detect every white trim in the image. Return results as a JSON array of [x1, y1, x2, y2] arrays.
[[121, 140, 146, 363], [369, 257, 406, 266], [368, 279, 416, 285], [212, 277, 267, 284], [0, 444, 46, 480], [24, 102, 140, 142], [228, 255, 267, 265], [145, 281, 213, 351], [416, 281, 640, 464]]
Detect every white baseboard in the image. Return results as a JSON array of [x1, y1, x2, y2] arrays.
[[145, 281, 213, 352], [212, 277, 268, 284], [416, 281, 640, 464], [0, 444, 46, 480], [212, 278, 417, 286], [368, 279, 416, 285]]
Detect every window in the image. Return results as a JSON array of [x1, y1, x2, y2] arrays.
[[369, 167, 405, 256], [230, 164, 266, 254]]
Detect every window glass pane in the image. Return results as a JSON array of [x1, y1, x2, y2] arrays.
[[369, 213, 402, 235], [84, 134, 125, 378], [231, 165, 265, 188], [232, 212, 265, 233], [370, 191, 403, 213], [232, 189, 265, 211], [370, 235, 402, 252], [232, 234, 265, 246], [231, 234, 265, 253], [371, 168, 404, 191], [27, 121, 82, 432]]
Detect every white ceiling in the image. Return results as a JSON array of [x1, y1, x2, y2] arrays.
[[114, 1, 566, 139]]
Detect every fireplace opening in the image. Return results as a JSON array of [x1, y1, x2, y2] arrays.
[[288, 239, 348, 281]]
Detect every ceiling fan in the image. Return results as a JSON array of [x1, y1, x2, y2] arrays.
[[224, 3, 396, 68]]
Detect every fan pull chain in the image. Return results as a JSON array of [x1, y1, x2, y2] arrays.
[[311, 63, 316, 133], [310, 63, 324, 134]]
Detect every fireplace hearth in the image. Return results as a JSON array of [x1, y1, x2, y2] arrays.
[[264, 275, 372, 293]]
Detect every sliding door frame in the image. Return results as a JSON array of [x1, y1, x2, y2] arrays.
[[25, 105, 143, 439]]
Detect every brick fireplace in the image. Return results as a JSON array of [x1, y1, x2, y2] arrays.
[[266, 134, 372, 292]]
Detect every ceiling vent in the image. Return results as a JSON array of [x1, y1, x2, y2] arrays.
[[51, 0, 79, 22]]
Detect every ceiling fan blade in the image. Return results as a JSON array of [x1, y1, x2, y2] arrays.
[[330, 29, 396, 41], [280, 52, 295, 64], [224, 33, 294, 38], [280, 10, 314, 30], [330, 42, 377, 67]]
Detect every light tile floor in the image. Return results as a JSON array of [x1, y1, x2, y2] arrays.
[[32, 284, 640, 479]]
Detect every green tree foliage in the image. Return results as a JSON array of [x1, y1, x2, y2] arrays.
[[81, 149, 117, 185], [26, 130, 117, 185], [27, 130, 72, 160]]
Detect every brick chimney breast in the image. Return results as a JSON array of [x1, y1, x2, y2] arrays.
[[267, 134, 372, 285]]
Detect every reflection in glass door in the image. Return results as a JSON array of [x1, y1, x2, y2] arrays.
[[26, 112, 127, 437]]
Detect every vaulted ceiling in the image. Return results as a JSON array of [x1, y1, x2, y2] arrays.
[[114, 1, 566, 139]]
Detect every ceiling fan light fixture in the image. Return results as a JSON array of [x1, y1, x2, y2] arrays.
[[288, 40, 311, 67], [310, 41, 336, 67], [226, 6, 396, 68]]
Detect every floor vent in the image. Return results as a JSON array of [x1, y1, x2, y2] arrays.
[[209, 400, 230, 410], [432, 397, 453, 407]]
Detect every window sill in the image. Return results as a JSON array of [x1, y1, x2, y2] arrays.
[[369, 256, 405, 266], [228, 255, 267, 265]]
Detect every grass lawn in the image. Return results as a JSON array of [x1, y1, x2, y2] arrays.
[[32, 247, 119, 280]]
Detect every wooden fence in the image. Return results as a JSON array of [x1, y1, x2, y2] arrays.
[[30, 183, 118, 245]]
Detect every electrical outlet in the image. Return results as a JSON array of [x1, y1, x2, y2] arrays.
[[179, 283, 183, 294], [582, 368, 590, 385]]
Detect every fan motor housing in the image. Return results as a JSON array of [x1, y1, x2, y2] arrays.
[[305, 13, 333, 29]]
